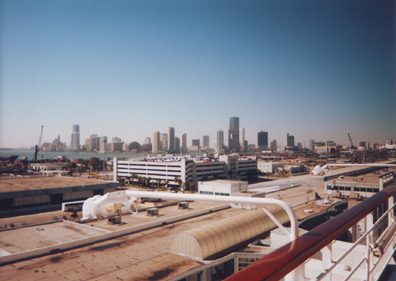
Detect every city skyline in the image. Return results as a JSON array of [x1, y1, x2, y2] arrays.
[[1, 1, 395, 148]]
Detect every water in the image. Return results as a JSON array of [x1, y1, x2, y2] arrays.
[[0, 149, 197, 161]]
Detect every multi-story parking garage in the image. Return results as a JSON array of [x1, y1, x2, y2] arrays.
[[114, 155, 257, 189]]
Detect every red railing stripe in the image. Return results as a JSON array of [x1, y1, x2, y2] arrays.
[[224, 184, 396, 281]]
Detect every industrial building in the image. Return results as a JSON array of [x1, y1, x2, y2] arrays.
[[325, 169, 395, 197], [0, 177, 118, 217]]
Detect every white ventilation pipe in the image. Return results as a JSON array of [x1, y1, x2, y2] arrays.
[[124, 190, 299, 241]]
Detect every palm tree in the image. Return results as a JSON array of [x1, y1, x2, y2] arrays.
[[187, 181, 195, 192], [164, 180, 169, 191], [137, 176, 143, 186], [146, 177, 151, 189], [156, 178, 162, 190], [174, 176, 182, 191], [131, 173, 138, 185]]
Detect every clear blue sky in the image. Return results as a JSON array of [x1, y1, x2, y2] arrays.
[[1, 0, 395, 148]]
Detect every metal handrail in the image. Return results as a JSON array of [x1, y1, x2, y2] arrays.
[[224, 184, 396, 281], [314, 200, 396, 280]]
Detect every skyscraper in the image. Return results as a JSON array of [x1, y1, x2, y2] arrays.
[[229, 117, 239, 152], [309, 139, 315, 151], [203, 135, 209, 149], [271, 139, 277, 151], [285, 133, 295, 148], [240, 128, 245, 149], [160, 133, 168, 151], [100, 136, 107, 153], [70, 124, 80, 151], [168, 127, 175, 152], [258, 131, 268, 150], [217, 130, 224, 153], [175, 137, 180, 153], [153, 131, 160, 153], [182, 133, 187, 153]]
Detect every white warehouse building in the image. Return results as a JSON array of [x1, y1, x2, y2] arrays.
[[198, 180, 248, 196], [257, 161, 284, 174]]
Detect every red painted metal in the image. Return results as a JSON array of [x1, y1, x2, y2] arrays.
[[224, 184, 396, 281]]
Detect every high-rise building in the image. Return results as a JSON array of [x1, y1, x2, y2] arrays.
[[358, 141, 367, 149], [112, 137, 121, 143], [240, 128, 245, 149], [217, 130, 224, 153], [258, 131, 268, 150], [153, 131, 160, 153], [309, 139, 315, 151], [175, 137, 180, 153], [70, 124, 80, 151], [230, 117, 239, 130], [88, 134, 100, 152], [144, 137, 151, 145], [182, 133, 187, 153], [160, 133, 168, 151], [168, 127, 175, 152], [270, 139, 277, 151], [285, 133, 294, 148], [192, 139, 200, 147], [203, 135, 209, 149], [100, 136, 107, 153], [229, 117, 239, 152]]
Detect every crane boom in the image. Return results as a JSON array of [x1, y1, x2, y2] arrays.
[[34, 125, 43, 160], [347, 133, 355, 148]]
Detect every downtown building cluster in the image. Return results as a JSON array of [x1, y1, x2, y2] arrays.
[[66, 118, 395, 155]]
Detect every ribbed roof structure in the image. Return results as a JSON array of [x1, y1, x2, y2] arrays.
[[171, 205, 289, 259]]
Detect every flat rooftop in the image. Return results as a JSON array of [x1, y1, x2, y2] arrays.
[[333, 169, 394, 185], [0, 189, 342, 280], [0, 177, 111, 193], [0, 201, 245, 280], [0, 221, 109, 255]]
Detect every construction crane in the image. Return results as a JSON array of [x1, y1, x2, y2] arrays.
[[34, 125, 43, 160], [347, 133, 356, 149]]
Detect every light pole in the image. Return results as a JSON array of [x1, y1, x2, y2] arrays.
[[103, 140, 106, 180]]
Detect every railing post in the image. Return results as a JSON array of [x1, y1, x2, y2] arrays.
[[389, 195, 394, 226], [321, 243, 333, 281], [285, 264, 305, 281], [366, 233, 371, 281]]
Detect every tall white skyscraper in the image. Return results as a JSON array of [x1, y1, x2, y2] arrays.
[[168, 127, 175, 152], [217, 130, 224, 153], [240, 128, 245, 147], [153, 131, 160, 153], [100, 136, 107, 153], [182, 133, 187, 153], [71, 124, 80, 151]]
